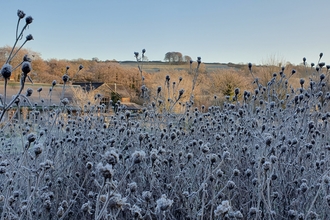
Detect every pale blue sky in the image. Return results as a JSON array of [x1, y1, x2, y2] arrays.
[[0, 0, 329, 65]]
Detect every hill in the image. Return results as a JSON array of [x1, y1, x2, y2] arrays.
[[118, 61, 245, 73]]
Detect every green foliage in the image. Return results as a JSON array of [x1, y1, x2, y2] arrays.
[[111, 92, 121, 105]]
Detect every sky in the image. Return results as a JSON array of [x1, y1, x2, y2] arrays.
[[0, 0, 329, 65]]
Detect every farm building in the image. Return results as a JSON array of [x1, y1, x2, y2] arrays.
[[0, 81, 142, 119]]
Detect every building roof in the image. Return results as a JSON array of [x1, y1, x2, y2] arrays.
[[121, 102, 142, 111], [98, 83, 131, 98], [0, 82, 78, 108], [72, 82, 104, 92]]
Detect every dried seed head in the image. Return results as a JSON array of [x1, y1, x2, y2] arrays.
[[214, 200, 231, 216], [288, 210, 297, 218], [86, 162, 93, 170], [104, 150, 119, 165], [326, 195, 330, 207], [300, 182, 308, 193], [249, 207, 257, 215], [248, 62, 252, 71], [61, 98, 69, 106], [1, 64, 12, 79], [178, 89, 184, 97], [25, 16, 33, 24], [234, 88, 240, 95], [52, 80, 57, 87], [27, 133, 36, 143], [157, 86, 162, 94], [57, 206, 64, 217], [17, 10, 25, 19], [156, 194, 173, 213], [26, 88, 33, 97], [132, 150, 146, 164], [97, 163, 114, 180], [33, 144, 42, 156], [21, 61, 31, 74], [227, 180, 236, 190], [142, 191, 152, 201], [245, 169, 252, 177], [319, 62, 325, 68], [26, 34, 33, 41], [262, 161, 271, 171], [62, 74, 69, 83], [128, 182, 137, 193], [233, 169, 240, 176]]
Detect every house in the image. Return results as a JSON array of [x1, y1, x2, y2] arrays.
[[72, 82, 141, 112], [0, 82, 78, 108], [0, 81, 142, 120]]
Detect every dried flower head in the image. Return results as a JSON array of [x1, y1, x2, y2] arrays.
[[214, 200, 231, 216], [52, 80, 57, 87], [1, 64, 12, 79], [248, 62, 252, 71], [197, 57, 201, 64], [104, 150, 119, 165], [21, 61, 32, 74], [27, 133, 36, 143], [97, 163, 114, 180], [61, 98, 69, 106], [26, 34, 33, 41], [156, 194, 173, 213], [132, 150, 146, 164], [62, 74, 69, 83], [26, 88, 33, 97], [25, 16, 33, 24], [17, 10, 25, 19], [33, 144, 43, 156]]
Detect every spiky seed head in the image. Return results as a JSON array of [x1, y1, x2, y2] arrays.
[[17, 10, 25, 19], [26, 34, 33, 41], [1, 64, 12, 79], [25, 16, 33, 24], [21, 61, 31, 74], [62, 74, 69, 83]]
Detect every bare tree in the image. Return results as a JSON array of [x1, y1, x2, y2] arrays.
[[184, 55, 192, 63], [164, 52, 184, 64]]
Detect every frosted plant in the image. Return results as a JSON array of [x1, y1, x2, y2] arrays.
[[214, 200, 231, 216], [156, 194, 173, 213], [1, 8, 330, 220]]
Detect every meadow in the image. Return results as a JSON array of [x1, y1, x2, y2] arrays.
[[1, 9, 330, 220]]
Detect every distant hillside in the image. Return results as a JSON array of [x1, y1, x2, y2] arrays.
[[118, 61, 246, 73]]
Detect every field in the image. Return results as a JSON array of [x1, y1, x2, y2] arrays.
[[119, 61, 234, 73]]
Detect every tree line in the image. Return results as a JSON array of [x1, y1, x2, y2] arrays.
[[0, 46, 314, 108], [164, 52, 191, 64]]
